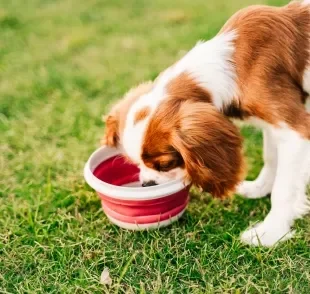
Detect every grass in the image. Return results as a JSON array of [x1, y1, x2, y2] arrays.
[[0, 0, 309, 293]]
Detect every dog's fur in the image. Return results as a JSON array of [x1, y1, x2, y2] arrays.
[[102, 1, 310, 246]]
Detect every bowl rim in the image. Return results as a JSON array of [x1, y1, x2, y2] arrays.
[[84, 146, 189, 200]]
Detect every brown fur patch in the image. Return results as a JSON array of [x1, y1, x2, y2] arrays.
[[167, 72, 212, 103], [142, 98, 244, 198], [101, 81, 153, 147], [133, 106, 151, 125], [220, 2, 310, 138], [101, 114, 119, 147], [222, 100, 250, 119]]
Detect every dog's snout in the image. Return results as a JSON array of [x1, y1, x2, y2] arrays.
[[142, 180, 157, 187]]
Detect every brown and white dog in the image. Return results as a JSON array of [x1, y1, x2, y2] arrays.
[[102, 1, 310, 246]]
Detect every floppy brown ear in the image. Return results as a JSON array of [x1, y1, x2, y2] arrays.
[[101, 110, 120, 147], [172, 101, 244, 198]]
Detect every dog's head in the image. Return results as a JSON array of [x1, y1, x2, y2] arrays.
[[103, 76, 244, 198]]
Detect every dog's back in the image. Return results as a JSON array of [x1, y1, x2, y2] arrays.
[[220, 1, 310, 138]]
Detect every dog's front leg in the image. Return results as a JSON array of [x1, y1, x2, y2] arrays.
[[238, 129, 277, 199], [241, 126, 310, 247]]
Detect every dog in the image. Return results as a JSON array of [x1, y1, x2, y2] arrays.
[[102, 0, 310, 246]]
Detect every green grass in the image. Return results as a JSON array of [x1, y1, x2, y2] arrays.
[[1, 0, 309, 293]]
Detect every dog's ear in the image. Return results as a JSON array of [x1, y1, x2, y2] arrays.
[[101, 109, 120, 147], [172, 101, 244, 198]]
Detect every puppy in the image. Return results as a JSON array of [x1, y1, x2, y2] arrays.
[[102, 0, 310, 246]]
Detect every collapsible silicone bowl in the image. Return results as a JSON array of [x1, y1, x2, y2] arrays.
[[84, 146, 190, 230]]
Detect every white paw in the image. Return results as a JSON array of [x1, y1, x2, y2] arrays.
[[240, 222, 294, 247], [237, 181, 270, 199]]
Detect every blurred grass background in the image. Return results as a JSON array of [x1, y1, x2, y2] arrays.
[[1, 0, 309, 293]]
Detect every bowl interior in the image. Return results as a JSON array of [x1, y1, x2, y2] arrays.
[[93, 155, 141, 188]]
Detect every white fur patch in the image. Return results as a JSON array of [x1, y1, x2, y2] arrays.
[[240, 122, 310, 246], [122, 89, 166, 163], [156, 31, 239, 110]]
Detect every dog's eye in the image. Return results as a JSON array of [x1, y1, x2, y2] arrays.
[[159, 161, 174, 171]]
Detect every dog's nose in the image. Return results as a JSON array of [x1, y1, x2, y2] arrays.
[[142, 180, 157, 187]]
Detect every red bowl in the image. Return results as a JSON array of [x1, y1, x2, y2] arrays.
[[84, 146, 190, 230]]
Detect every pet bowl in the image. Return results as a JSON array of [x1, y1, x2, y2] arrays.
[[84, 146, 190, 230]]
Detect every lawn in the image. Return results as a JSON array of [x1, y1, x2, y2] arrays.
[[1, 0, 309, 293]]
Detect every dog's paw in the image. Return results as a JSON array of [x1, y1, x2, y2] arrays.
[[240, 222, 294, 247], [237, 181, 270, 199]]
